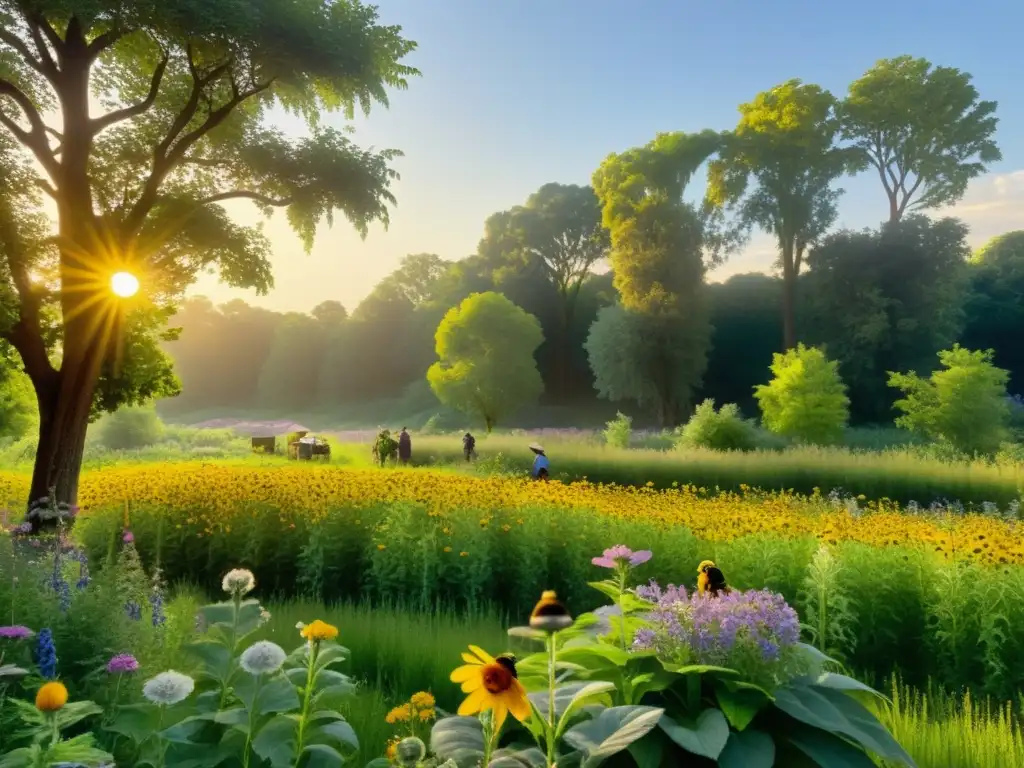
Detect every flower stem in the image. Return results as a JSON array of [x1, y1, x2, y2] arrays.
[[243, 675, 263, 768], [616, 569, 628, 649], [546, 633, 558, 767], [48, 712, 59, 748], [293, 640, 319, 766]]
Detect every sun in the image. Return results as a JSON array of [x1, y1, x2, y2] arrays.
[[110, 271, 140, 298]]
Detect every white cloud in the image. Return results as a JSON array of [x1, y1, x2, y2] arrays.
[[934, 170, 1024, 247]]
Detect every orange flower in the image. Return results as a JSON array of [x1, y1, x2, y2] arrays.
[[299, 620, 338, 642], [35, 682, 68, 712]]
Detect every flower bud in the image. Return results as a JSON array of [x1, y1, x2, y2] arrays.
[[529, 590, 573, 633], [396, 736, 426, 766]]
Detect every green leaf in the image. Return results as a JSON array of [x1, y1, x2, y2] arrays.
[[718, 730, 775, 768], [558, 682, 617, 730], [54, 700, 103, 730], [659, 662, 739, 678], [257, 676, 301, 715], [0, 664, 28, 679], [430, 716, 486, 765], [315, 718, 359, 752], [658, 709, 730, 759], [365, 760, 392, 768], [314, 643, 350, 673], [302, 743, 345, 768], [587, 580, 623, 603], [488, 748, 547, 767], [796, 643, 839, 674], [626, 730, 668, 768], [561, 705, 665, 767], [213, 707, 249, 728], [161, 713, 219, 744], [557, 644, 632, 669], [809, 673, 889, 702], [199, 600, 264, 637], [715, 680, 771, 731], [508, 626, 548, 643], [45, 733, 114, 767], [107, 703, 162, 744], [252, 713, 300, 766], [183, 640, 234, 683], [772, 682, 914, 764], [787, 727, 879, 767], [529, 683, 606, 721]]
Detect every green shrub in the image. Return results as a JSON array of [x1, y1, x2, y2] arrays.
[[889, 345, 1011, 455], [754, 344, 850, 445], [602, 411, 632, 449], [95, 406, 165, 450], [676, 399, 758, 452]]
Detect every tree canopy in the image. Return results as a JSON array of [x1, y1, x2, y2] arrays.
[[0, 0, 417, 512], [841, 56, 1001, 223], [426, 291, 544, 432], [708, 80, 857, 349]]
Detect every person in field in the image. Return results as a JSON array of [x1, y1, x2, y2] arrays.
[[529, 443, 549, 481], [463, 432, 476, 461], [398, 427, 412, 464]]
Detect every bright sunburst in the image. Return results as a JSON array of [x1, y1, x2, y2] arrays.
[[110, 271, 140, 298]]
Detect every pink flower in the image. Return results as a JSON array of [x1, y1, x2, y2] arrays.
[[122, 531, 134, 544], [592, 545, 653, 569]]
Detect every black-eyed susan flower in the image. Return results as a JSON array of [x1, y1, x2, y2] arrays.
[[450, 646, 530, 731], [529, 590, 573, 632], [35, 681, 68, 712], [299, 620, 339, 642]]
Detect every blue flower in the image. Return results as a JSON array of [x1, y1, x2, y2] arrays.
[[125, 601, 142, 622], [35, 628, 57, 679]]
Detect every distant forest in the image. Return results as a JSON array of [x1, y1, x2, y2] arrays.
[[160, 223, 1023, 428]]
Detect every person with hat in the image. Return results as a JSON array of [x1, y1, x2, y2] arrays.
[[529, 443, 550, 481]]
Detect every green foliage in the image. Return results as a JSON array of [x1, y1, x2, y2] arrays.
[[602, 412, 632, 449], [676, 400, 759, 452], [888, 346, 1011, 455], [804, 215, 971, 422], [256, 313, 329, 410], [0, 0, 418, 495], [95, 406, 165, 451], [427, 292, 544, 433], [585, 306, 709, 428], [755, 345, 850, 445], [962, 231, 1024, 395], [0, 362, 36, 440], [708, 80, 858, 347], [840, 56, 1001, 221]]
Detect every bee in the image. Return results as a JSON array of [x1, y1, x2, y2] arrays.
[[529, 590, 574, 632], [697, 560, 731, 597], [495, 653, 519, 679]]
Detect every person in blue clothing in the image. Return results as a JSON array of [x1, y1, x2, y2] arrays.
[[529, 443, 550, 481]]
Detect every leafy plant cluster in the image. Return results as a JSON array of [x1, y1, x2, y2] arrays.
[[401, 550, 915, 767]]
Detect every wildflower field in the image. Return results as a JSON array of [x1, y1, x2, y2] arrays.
[[1, 462, 1020, 703]]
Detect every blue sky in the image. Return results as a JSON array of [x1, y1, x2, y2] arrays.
[[192, 0, 1024, 313]]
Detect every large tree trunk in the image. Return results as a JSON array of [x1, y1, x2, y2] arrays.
[[27, 324, 102, 531], [780, 239, 798, 351]]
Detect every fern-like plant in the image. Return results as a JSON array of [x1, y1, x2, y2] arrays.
[[798, 545, 858, 662]]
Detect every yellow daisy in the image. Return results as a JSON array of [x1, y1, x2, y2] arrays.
[[450, 646, 530, 732]]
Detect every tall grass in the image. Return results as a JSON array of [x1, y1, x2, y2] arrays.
[[406, 434, 1024, 506], [876, 680, 1024, 768]]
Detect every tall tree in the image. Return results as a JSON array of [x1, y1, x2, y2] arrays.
[[841, 56, 1001, 223], [427, 291, 544, 432], [588, 132, 719, 426], [708, 80, 855, 350], [0, 1, 416, 517], [962, 231, 1024, 394], [804, 215, 970, 422], [477, 184, 608, 396], [379, 253, 448, 307]]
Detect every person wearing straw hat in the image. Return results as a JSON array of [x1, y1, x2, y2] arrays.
[[529, 442, 550, 481]]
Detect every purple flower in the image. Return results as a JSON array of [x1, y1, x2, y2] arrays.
[[592, 545, 653, 569], [107, 654, 140, 674], [0, 625, 34, 640], [122, 531, 134, 544]]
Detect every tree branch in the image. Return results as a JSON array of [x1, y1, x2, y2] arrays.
[[91, 54, 169, 135], [23, 15, 59, 76], [124, 56, 273, 235], [196, 190, 294, 207], [86, 28, 125, 58], [0, 27, 48, 77], [0, 78, 59, 177]]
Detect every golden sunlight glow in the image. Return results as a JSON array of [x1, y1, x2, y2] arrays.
[[110, 271, 140, 298]]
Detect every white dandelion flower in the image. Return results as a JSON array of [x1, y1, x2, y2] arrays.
[[143, 670, 195, 706], [221, 568, 256, 596], [240, 641, 287, 675]]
